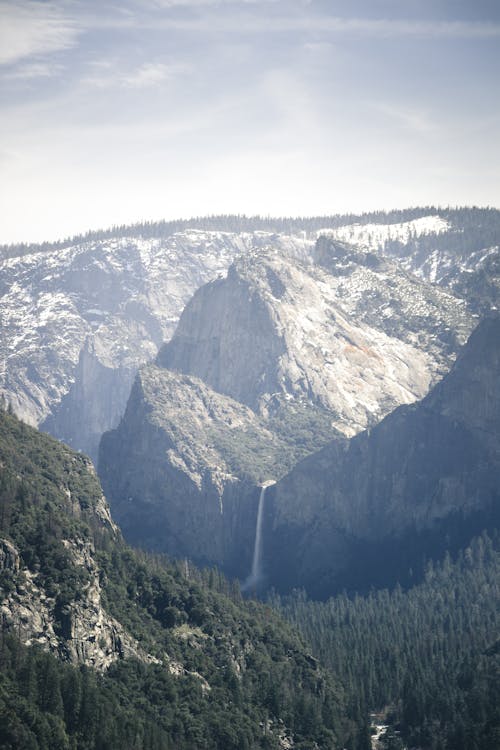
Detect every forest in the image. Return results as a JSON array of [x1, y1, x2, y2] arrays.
[[0, 407, 355, 750], [271, 533, 500, 749]]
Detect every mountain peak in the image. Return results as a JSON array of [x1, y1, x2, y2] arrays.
[[427, 314, 500, 449]]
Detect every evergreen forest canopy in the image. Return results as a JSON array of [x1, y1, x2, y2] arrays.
[[1, 205, 499, 261], [1, 375, 499, 749], [271, 532, 500, 750]]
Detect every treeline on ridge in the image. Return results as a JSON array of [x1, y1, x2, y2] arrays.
[[2, 206, 499, 261]]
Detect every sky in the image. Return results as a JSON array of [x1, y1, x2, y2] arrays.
[[0, 0, 499, 244]]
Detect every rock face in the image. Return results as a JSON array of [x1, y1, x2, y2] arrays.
[[158, 240, 473, 436], [0, 538, 20, 573], [0, 535, 154, 670], [265, 317, 500, 597]]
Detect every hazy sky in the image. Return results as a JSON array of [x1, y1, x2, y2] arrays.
[[1, 0, 499, 243]]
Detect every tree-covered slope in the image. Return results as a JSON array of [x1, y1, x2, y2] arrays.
[[0, 407, 353, 750]]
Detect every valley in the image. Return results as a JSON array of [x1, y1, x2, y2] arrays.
[[1, 207, 499, 749]]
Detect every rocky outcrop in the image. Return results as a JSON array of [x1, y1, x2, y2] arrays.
[[0, 538, 19, 572], [265, 317, 500, 596], [0, 536, 155, 670]]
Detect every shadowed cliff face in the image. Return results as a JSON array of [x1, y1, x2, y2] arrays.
[[41, 341, 138, 463], [98, 368, 279, 577], [266, 317, 500, 597]]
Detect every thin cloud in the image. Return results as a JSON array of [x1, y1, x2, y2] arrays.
[[148, 0, 277, 6], [372, 102, 439, 136], [82, 61, 187, 89], [2, 61, 63, 79], [145, 13, 500, 38], [318, 17, 500, 38], [121, 62, 181, 87], [0, 1, 79, 66]]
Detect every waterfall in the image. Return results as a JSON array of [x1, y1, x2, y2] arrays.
[[242, 481, 274, 592], [250, 485, 266, 583]]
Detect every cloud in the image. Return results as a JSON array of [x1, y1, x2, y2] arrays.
[[317, 17, 500, 38], [148, 0, 276, 6], [0, 1, 79, 66], [121, 62, 181, 87], [82, 61, 187, 89]]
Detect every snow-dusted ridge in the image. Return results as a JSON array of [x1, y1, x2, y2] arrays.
[[1, 210, 498, 461], [159, 238, 474, 438], [327, 216, 451, 252], [0, 229, 316, 460]]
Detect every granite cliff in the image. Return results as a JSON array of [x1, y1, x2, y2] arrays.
[[158, 239, 473, 436]]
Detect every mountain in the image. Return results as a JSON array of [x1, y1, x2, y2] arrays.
[[99, 367, 278, 576], [2, 208, 498, 463], [100, 230, 475, 575], [0, 406, 354, 750], [158, 238, 473, 434], [265, 316, 500, 597], [0, 226, 319, 462]]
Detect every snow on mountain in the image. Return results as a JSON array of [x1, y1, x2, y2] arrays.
[[158, 238, 474, 438], [327, 215, 500, 296], [328, 216, 451, 253], [1, 210, 497, 462], [0, 229, 315, 460]]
